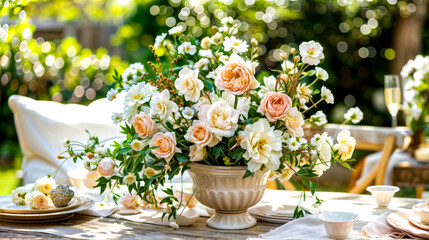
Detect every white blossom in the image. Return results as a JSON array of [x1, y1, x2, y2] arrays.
[[182, 107, 194, 119], [344, 107, 363, 124], [168, 25, 184, 35], [315, 67, 329, 81], [106, 89, 118, 101], [299, 41, 325, 65], [321, 86, 334, 104], [154, 33, 167, 49], [150, 90, 179, 121], [310, 111, 328, 126], [223, 36, 249, 53], [178, 42, 197, 55]]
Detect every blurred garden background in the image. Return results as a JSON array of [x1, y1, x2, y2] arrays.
[[0, 0, 427, 195]]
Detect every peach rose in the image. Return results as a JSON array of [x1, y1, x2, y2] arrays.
[[285, 107, 304, 137], [257, 91, 292, 122], [97, 158, 115, 177], [150, 132, 181, 163], [215, 53, 259, 95], [184, 120, 220, 148], [132, 113, 158, 139], [119, 192, 139, 209], [25, 190, 49, 209]]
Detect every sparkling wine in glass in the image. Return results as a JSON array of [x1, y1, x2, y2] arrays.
[[384, 74, 401, 127]]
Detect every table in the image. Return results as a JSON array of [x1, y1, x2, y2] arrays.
[[393, 162, 429, 198], [0, 190, 423, 239]]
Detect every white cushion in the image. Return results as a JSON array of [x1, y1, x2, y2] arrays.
[[8, 95, 122, 185]]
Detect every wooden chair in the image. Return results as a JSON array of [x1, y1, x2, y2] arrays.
[[347, 134, 397, 194]]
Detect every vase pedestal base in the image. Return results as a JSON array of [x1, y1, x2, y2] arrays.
[[206, 210, 256, 230]]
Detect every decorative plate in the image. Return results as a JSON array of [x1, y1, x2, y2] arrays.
[[409, 212, 429, 231], [0, 198, 94, 223], [0, 196, 82, 214], [386, 211, 429, 239]]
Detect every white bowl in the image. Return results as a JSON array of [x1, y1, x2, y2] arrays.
[[366, 185, 400, 208], [320, 212, 359, 239], [67, 168, 99, 190], [413, 203, 429, 224]]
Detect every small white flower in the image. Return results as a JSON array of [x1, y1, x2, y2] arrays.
[[321, 86, 334, 104], [11, 187, 29, 205], [310, 132, 330, 147], [112, 112, 124, 124], [207, 71, 217, 79], [178, 42, 197, 55], [123, 173, 136, 185], [124, 82, 157, 106], [194, 58, 210, 71], [219, 55, 229, 62], [131, 139, 144, 151], [106, 89, 118, 101], [281, 133, 291, 143], [299, 41, 325, 65], [218, 26, 228, 33], [315, 67, 329, 81], [168, 25, 184, 35], [182, 107, 194, 119], [199, 49, 213, 58], [221, 16, 234, 25], [150, 89, 179, 121], [310, 111, 328, 126], [344, 107, 363, 124], [96, 147, 107, 156], [281, 60, 298, 74], [154, 33, 167, 49], [288, 138, 301, 151], [223, 36, 249, 53]]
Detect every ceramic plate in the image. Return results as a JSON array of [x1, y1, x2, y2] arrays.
[[254, 214, 292, 224], [387, 212, 429, 239], [0, 213, 75, 223], [409, 213, 429, 231], [0, 195, 82, 214], [0, 198, 94, 222]]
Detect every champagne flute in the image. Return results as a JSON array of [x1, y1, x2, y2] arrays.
[[384, 74, 401, 127]]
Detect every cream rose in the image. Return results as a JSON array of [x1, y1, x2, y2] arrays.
[[97, 158, 116, 177], [25, 190, 50, 209], [150, 132, 181, 163], [198, 100, 239, 138], [33, 176, 56, 194], [119, 192, 139, 209], [257, 91, 292, 122], [175, 67, 204, 102], [333, 129, 356, 161], [132, 113, 158, 139], [189, 145, 207, 162], [285, 107, 304, 137], [215, 53, 259, 95], [184, 120, 220, 147]]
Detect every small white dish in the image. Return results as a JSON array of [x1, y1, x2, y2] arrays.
[[320, 211, 359, 239], [413, 203, 429, 225], [409, 211, 429, 230], [366, 185, 399, 208]]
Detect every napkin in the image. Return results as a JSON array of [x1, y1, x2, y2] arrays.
[[361, 212, 421, 239]]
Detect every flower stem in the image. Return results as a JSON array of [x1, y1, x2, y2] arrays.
[[302, 98, 324, 114]]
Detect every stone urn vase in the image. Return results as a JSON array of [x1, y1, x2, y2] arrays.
[[188, 163, 270, 230]]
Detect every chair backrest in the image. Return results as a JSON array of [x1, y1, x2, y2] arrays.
[[348, 134, 397, 194]]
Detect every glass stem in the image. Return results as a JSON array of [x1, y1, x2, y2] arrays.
[[392, 115, 397, 128]]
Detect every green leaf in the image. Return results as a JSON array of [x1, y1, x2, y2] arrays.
[[242, 170, 254, 179], [175, 153, 187, 162]]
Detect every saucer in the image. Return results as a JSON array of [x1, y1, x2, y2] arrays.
[[409, 212, 429, 231]]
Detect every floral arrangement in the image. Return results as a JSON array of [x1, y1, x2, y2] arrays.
[[11, 176, 57, 209], [59, 18, 358, 224], [401, 55, 429, 135]]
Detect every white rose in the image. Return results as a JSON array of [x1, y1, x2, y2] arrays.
[[189, 145, 207, 162], [198, 100, 239, 139], [11, 187, 29, 205], [175, 68, 204, 102], [25, 190, 50, 209], [150, 89, 179, 121], [33, 176, 56, 194], [239, 118, 283, 172]]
